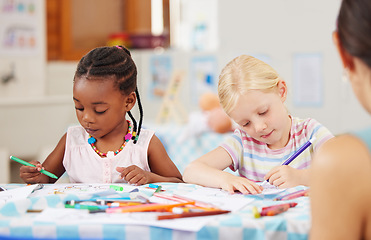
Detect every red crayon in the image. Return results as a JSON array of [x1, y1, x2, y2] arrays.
[[274, 189, 309, 201], [262, 202, 297, 211], [260, 202, 297, 217]]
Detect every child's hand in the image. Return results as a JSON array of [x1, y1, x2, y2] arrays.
[[264, 165, 301, 188], [116, 165, 150, 185], [220, 174, 263, 195], [19, 161, 48, 184]]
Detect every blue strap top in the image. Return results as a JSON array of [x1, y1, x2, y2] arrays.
[[353, 127, 371, 152]]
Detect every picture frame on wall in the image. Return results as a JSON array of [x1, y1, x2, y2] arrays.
[[190, 55, 218, 104], [0, 0, 46, 98]]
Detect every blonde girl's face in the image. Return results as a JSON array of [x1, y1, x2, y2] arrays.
[[73, 76, 132, 140], [228, 81, 291, 149]]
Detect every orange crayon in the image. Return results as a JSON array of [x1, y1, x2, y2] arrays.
[[106, 201, 195, 213]]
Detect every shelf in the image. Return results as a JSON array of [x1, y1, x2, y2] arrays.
[[0, 95, 71, 107]]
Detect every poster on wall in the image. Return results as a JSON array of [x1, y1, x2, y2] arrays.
[[0, 0, 45, 98], [178, 0, 218, 51], [293, 53, 323, 107], [148, 54, 173, 100], [190, 55, 218, 103], [0, 0, 41, 56]]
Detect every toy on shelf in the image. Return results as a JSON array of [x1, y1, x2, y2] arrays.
[[177, 92, 234, 143]]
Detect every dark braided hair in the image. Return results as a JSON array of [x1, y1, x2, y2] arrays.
[[74, 45, 143, 144]]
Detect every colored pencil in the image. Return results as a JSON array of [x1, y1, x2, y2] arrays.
[[266, 138, 315, 183], [282, 138, 316, 165], [65, 204, 110, 211], [274, 189, 309, 201], [157, 210, 230, 220], [260, 202, 297, 217], [10, 156, 58, 179], [253, 202, 298, 218], [261, 204, 290, 216], [106, 201, 195, 213], [109, 185, 123, 191], [153, 193, 216, 208], [261, 202, 297, 211]]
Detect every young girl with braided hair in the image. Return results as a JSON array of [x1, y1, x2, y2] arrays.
[[20, 46, 182, 184]]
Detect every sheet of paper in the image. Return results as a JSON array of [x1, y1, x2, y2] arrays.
[[171, 186, 255, 212], [172, 182, 285, 200], [29, 183, 139, 198], [257, 181, 286, 195], [0, 184, 38, 206]]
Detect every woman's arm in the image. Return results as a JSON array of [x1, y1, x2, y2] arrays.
[[310, 135, 371, 239]]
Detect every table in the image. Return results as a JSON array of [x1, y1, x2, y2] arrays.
[[0, 183, 310, 240]]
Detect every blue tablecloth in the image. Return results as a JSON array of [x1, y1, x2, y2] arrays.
[[0, 183, 310, 240]]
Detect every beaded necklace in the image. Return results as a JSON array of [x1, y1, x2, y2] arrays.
[[88, 120, 133, 158]]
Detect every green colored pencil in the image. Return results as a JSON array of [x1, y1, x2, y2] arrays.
[[10, 155, 58, 179]]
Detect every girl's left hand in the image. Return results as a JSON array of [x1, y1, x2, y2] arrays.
[[116, 165, 150, 185], [264, 165, 301, 188]]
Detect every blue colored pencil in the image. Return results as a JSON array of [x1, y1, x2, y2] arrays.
[[266, 137, 315, 183], [282, 137, 316, 165]]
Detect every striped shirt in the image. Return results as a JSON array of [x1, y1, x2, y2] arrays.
[[220, 116, 334, 182]]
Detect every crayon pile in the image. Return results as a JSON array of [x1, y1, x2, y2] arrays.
[[251, 188, 309, 218], [64, 184, 230, 220]]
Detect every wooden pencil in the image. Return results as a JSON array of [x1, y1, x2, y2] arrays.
[[157, 210, 230, 220], [106, 201, 195, 213]]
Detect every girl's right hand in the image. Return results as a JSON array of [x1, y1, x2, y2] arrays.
[[220, 174, 263, 195], [19, 161, 48, 184]]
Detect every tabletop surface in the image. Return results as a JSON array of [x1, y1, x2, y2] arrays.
[[0, 182, 310, 240]]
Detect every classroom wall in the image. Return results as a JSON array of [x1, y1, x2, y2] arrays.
[[216, 0, 371, 134], [1, 0, 370, 183], [138, 0, 371, 135]]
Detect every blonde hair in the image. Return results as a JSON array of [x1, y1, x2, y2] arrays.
[[218, 55, 281, 114]]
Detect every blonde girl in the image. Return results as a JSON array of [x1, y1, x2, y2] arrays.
[[183, 55, 333, 194]]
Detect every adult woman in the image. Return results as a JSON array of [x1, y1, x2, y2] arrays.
[[310, 0, 371, 239]]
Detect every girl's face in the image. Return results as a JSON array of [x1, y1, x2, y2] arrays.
[[228, 81, 291, 149], [73, 76, 134, 140]]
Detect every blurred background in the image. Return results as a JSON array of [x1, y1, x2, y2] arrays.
[[0, 0, 369, 183]]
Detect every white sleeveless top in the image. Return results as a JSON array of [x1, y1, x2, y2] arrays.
[[63, 125, 154, 183]]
